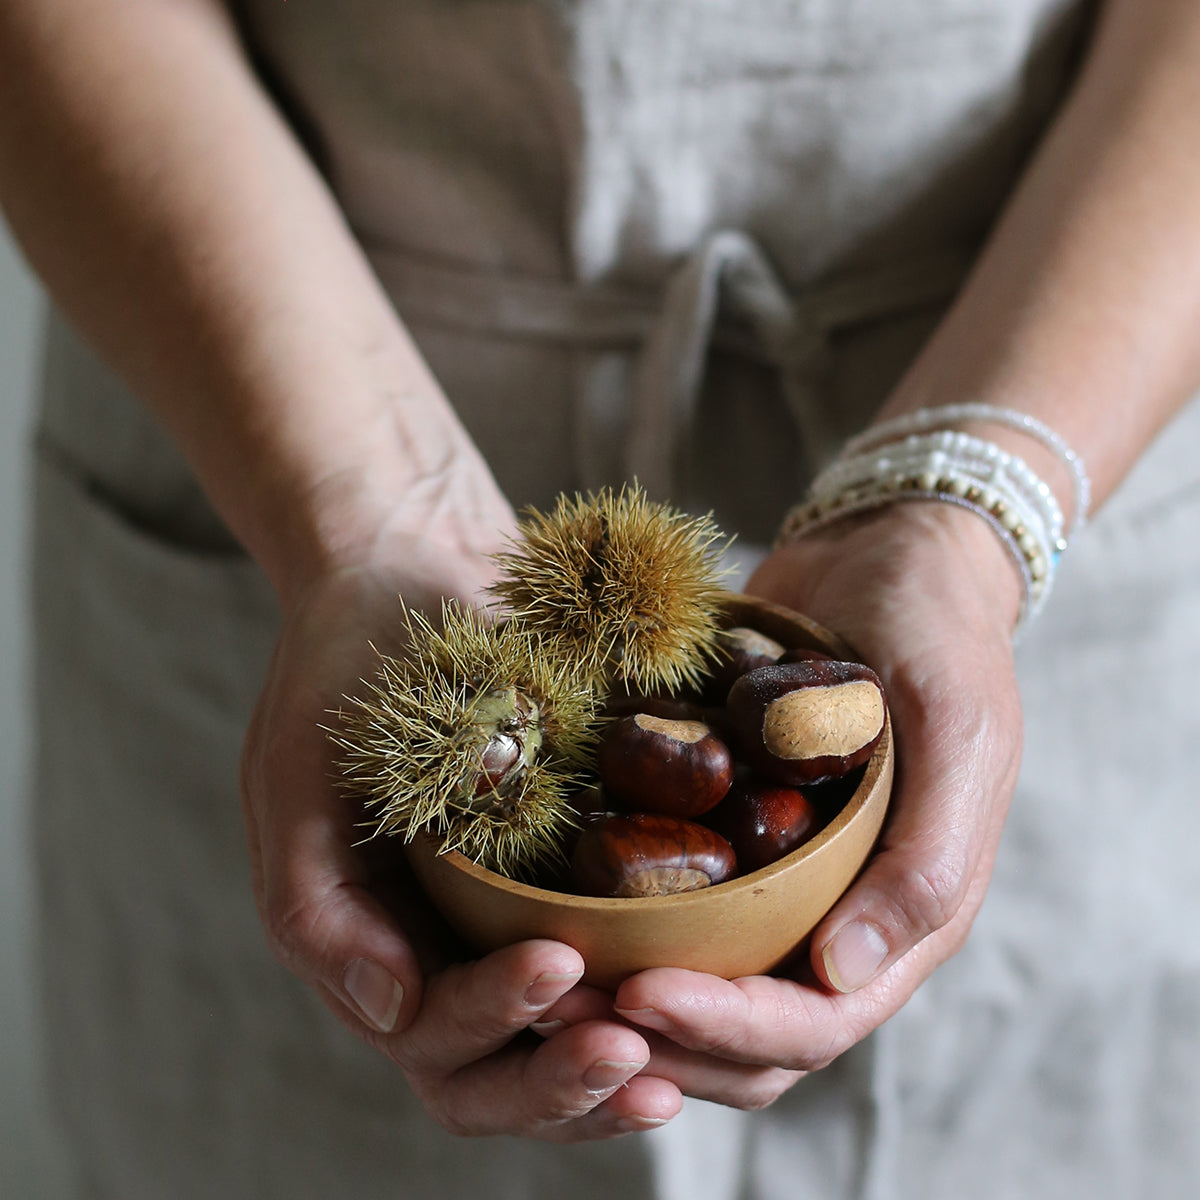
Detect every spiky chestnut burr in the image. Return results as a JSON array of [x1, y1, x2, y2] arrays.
[[488, 484, 731, 695], [329, 601, 599, 878]]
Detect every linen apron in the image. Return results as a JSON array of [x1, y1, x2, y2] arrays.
[[30, 1, 1200, 1196]]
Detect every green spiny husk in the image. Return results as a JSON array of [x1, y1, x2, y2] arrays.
[[331, 600, 599, 878], [488, 483, 731, 694]]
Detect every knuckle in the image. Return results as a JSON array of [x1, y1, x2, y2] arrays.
[[535, 1094, 594, 1127], [693, 1021, 744, 1058], [891, 852, 968, 940], [436, 1107, 481, 1139], [689, 988, 761, 1057], [407, 1080, 480, 1139], [264, 893, 328, 973], [390, 1033, 444, 1081], [783, 1023, 847, 1073], [734, 1069, 800, 1111], [450, 1000, 524, 1049], [401, 965, 526, 1072], [374, 1028, 422, 1076], [795, 1033, 844, 1074]]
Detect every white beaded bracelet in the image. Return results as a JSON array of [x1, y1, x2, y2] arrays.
[[839, 403, 1090, 537], [779, 466, 1052, 632], [777, 407, 1089, 636], [811, 430, 1066, 552]]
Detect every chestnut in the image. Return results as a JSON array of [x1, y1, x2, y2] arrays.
[[597, 712, 734, 818], [706, 778, 820, 873], [473, 733, 523, 796], [602, 693, 707, 722], [704, 626, 786, 702], [566, 784, 609, 822], [571, 813, 738, 898], [777, 645, 834, 665], [726, 659, 887, 786]]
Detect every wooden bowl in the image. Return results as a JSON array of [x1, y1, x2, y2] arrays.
[[404, 594, 893, 989]]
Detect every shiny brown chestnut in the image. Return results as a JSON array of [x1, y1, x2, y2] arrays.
[[726, 659, 887, 786], [777, 645, 834, 665], [705, 626, 786, 702], [472, 733, 523, 796], [571, 813, 738, 898], [706, 778, 820, 874], [602, 693, 708, 722], [597, 712, 734, 818]]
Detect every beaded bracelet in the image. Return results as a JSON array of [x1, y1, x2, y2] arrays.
[[811, 430, 1066, 552], [777, 408, 1089, 637], [839, 403, 1090, 537], [780, 468, 1052, 630]]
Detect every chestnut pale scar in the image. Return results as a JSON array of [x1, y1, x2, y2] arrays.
[[632, 713, 711, 744], [762, 682, 885, 760], [615, 867, 713, 897]]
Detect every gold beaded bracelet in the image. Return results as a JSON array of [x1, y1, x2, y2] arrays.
[[777, 460, 1057, 635]]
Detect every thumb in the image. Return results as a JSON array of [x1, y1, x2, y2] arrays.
[[251, 795, 426, 1036], [809, 698, 1021, 994], [241, 706, 425, 1041]]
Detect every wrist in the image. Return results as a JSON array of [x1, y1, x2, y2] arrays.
[[781, 402, 1088, 635], [754, 501, 1023, 646], [912, 502, 1026, 634], [244, 440, 517, 615]]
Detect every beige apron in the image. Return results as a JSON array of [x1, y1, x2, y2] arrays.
[[31, 1, 1200, 1196]]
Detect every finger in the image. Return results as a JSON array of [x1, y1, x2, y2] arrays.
[[530, 983, 621, 1037], [545, 974, 852, 1095], [615, 968, 872, 1073], [394, 939, 585, 1076], [430, 1019, 670, 1139], [585, 1075, 684, 1138], [525, 1073, 684, 1142], [614, 894, 987, 1075], [532, 985, 803, 1110], [638, 1031, 804, 1110], [534, 986, 804, 1110]]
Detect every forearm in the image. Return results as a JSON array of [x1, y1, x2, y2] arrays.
[[877, 0, 1200, 518], [0, 0, 507, 607]]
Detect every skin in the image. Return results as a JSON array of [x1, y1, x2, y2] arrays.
[[3, 0, 1200, 1138]]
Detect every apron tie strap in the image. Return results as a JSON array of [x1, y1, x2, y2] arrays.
[[365, 235, 972, 498]]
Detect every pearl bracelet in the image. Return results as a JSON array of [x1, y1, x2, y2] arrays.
[[839, 403, 1090, 536], [811, 430, 1065, 553], [776, 408, 1088, 636], [779, 467, 1051, 632]]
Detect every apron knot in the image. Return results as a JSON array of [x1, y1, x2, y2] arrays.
[[625, 229, 811, 501]]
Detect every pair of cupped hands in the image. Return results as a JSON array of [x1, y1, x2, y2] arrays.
[[239, 468, 1024, 1142]]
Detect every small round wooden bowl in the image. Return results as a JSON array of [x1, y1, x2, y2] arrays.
[[404, 594, 893, 990]]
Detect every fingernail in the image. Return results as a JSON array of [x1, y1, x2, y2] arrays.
[[822, 922, 890, 993], [613, 1006, 675, 1034], [529, 1018, 566, 1037], [617, 1115, 670, 1133], [343, 959, 404, 1033], [524, 970, 583, 1009], [583, 1058, 646, 1094]]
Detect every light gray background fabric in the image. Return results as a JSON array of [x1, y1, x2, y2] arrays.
[[0, 223, 72, 1199]]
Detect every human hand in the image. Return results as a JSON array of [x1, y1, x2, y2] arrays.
[[534, 501, 1025, 1109], [238, 494, 684, 1140]]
